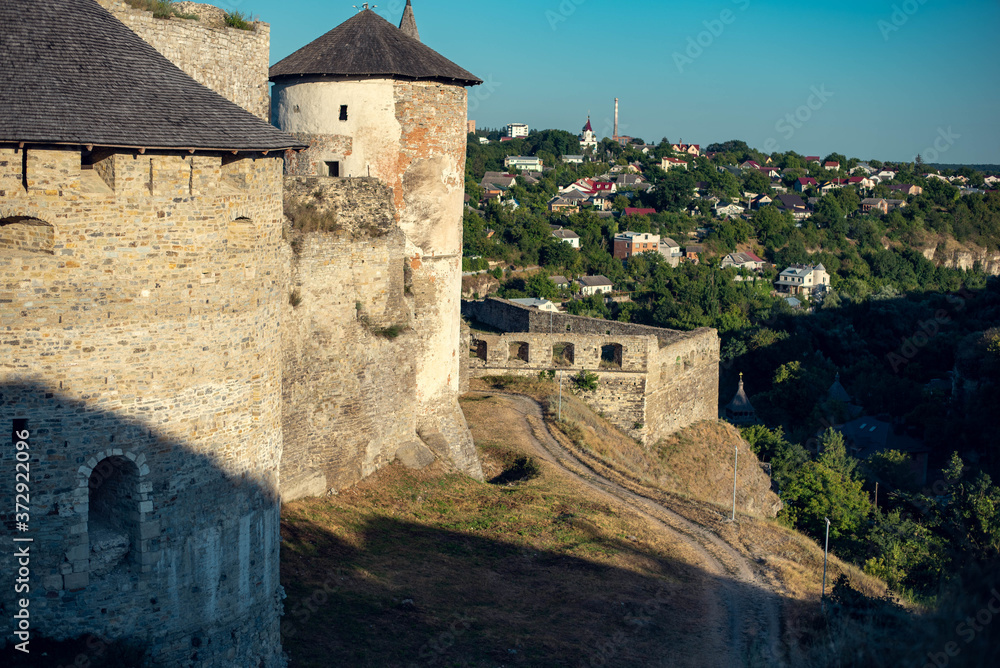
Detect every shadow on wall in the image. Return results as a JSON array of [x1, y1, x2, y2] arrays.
[[0, 382, 283, 667]]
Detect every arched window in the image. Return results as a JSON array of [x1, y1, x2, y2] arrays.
[[88, 456, 142, 576], [552, 342, 575, 366], [509, 341, 529, 364], [0, 216, 54, 254]]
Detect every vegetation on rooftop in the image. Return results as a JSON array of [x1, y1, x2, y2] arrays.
[[125, 0, 198, 20]]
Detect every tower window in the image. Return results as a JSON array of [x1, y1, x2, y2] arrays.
[[325, 161, 340, 177], [339, 105, 348, 121]]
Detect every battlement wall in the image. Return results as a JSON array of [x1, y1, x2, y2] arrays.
[[96, 0, 271, 119], [462, 296, 700, 347], [464, 299, 720, 445]]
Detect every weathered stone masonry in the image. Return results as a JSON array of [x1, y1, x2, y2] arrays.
[[1, 146, 286, 665], [97, 0, 271, 120], [463, 298, 720, 445]]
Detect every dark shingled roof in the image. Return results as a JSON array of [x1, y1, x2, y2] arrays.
[[0, 0, 305, 152], [270, 10, 481, 86]]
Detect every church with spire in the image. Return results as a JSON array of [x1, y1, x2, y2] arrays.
[[580, 116, 598, 153], [724, 373, 758, 425]]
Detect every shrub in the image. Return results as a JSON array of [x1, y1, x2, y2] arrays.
[[224, 10, 256, 30], [571, 370, 599, 392], [125, 0, 198, 20]]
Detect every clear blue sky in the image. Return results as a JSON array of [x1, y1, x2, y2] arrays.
[[227, 0, 999, 164]]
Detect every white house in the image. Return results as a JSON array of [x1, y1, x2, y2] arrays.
[[715, 202, 746, 218], [659, 237, 682, 267], [562, 154, 585, 164], [504, 155, 543, 172], [506, 123, 529, 138], [662, 156, 688, 171], [552, 227, 581, 249], [578, 275, 614, 296], [510, 297, 560, 313], [775, 264, 830, 296], [721, 251, 765, 271]]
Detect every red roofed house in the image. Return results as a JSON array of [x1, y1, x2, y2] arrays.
[[796, 177, 818, 192], [661, 156, 688, 171], [805, 156, 821, 164], [824, 161, 840, 171], [624, 207, 657, 218], [672, 143, 701, 156]]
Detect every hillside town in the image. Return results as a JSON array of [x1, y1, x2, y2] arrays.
[[466, 117, 999, 314]]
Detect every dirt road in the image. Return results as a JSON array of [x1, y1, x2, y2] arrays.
[[479, 392, 784, 667]]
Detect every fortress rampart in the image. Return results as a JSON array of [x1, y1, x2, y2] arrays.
[[463, 298, 720, 444], [1, 145, 286, 665]]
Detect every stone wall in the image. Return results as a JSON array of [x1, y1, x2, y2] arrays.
[[274, 79, 478, 485], [463, 296, 692, 346], [96, 0, 271, 120], [0, 146, 286, 666], [464, 298, 720, 445], [280, 177, 482, 501]]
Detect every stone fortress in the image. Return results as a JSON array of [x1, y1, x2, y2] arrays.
[[0, 1, 718, 665], [0, 0, 481, 664], [463, 298, 720, 445]]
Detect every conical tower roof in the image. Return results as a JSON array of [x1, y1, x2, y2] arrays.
[[726, 374, 755, 413], [270, 9, 481, 86], [399, 0, 420, 41], [583, 117, 593, 133], [828, 373, 852, 404], [0, 0, 304, 152]]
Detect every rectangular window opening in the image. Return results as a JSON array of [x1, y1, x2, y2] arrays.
[[339, 105, 348, 121], [326, 161, 340, 178]]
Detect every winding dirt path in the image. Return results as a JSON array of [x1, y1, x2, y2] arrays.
[[477, 392, 784, 667]]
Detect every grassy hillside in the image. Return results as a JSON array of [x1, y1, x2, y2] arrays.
[[280, 375, 917, 666], [281, 406, 731, 667]]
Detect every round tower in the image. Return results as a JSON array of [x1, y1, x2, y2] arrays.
[[0, 1, 303, 664], [270, 5, 484, 475]]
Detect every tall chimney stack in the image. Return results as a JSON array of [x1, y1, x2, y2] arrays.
[[614, 98, 619, 139]]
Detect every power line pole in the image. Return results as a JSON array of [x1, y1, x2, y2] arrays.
[[558, 370, 562, 422], [822, 517, 831, 604]]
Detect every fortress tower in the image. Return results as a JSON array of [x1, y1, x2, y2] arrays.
[[271, 5, 484, 493], [0, 1, 302, 664]]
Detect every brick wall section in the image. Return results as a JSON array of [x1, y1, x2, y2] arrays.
[[465, 299, 720, 445], [96, 0, 271, 120], [0, 145, 286, 667]]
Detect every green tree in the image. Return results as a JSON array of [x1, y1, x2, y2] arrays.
[[818, 428, 857, 480], [780, 460, 871, 540]]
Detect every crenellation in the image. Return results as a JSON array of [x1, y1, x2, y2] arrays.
[[464, 298, 720, 445]]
